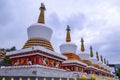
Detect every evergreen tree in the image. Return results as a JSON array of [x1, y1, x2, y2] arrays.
[[2, 56, 10, 64], [116, 68, 120, 78], [0, 46, 16, 52]]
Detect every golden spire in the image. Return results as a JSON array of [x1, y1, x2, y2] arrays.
[[104, 58, 106, 64], [100, 55, 103, 63], [96, 51, 99, 61], [81, 37, 85, 52], [66, 25, 71, 42], [107, 60, 109, 66], [38, 3, 46, 24], [90, 46, 93, 57]]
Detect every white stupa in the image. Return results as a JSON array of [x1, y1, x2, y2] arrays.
[[60, 25, 77, 54], [89, 47, 100, 65], [23, 3, 54, 51], [60, 25, 87, 72], [78, 38, 90, 61]]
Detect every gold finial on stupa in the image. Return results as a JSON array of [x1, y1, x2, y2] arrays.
[[66, 25, 71, 42], [96, 51, 99, 61], [90, 46, 93, 57], [105, 59, 107, 65], [104, 58, 106, 64], [81, 37, 85, 52], [107, 60, 109, 66], [100, 55, 103, 63], [38, 3, 46, 24]]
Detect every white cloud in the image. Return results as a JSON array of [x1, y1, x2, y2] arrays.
[[0, 0, 120, 64]]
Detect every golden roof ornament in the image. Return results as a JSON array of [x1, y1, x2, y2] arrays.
[[66, 25, 71, 42], [90, 46, 93, 57], [107, 60, 109, 66], [81, 37, 85, 52], [100, 55, 103, 63], [105, 59, 107, 65], [104, 58, 106, 64], [38, 3, 46, 24], [96, 51, 99, 61]]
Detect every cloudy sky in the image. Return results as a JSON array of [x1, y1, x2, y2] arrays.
[[0, 0, 120, 64]]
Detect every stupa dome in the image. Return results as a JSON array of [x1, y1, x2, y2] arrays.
[[60, 42, 77, 54], [27, 23, 52, 41]]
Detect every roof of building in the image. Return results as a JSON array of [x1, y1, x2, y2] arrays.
[[62, 60, 87, 66], [6, 46, 67, 59]]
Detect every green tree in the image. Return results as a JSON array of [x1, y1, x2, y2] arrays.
[[116, 68, 120, 78], [0, 46, 17, 52], [10, 46, 16, 51], [2, 56, 10, 64]]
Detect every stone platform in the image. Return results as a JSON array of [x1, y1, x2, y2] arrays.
[[0, 65, 86, 78]]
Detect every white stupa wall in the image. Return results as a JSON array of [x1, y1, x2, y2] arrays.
[[60, 42, 77, 54], [27, 23, 53, 41], [78, 53, 90, 60], [98, 62, 109, 70], [89, 58, 99, 64]]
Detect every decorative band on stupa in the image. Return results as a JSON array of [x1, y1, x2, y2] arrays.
[[23, 38, 54, 51]]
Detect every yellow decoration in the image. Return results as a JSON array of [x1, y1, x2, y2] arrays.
[[92, 64, 99, 68], [51, 78, 54, 80], [23, 38, 54, 51], [38, 3, 46, 23], [96, 51, 99, 61], [91, 74, 96, 80], [74, 77, 77, 80], [81, 74, 86, 80], [81, 37, 85, 52], [19, 77, 22, 80], [63, 53, 81, 61], [44, 78, 46, 80], [82, 60, 92, 66], [2, 77, 5, 80], [35, 77, 38, 80], [67, 78, 69, 80], [90, 46, 93, 57], [27, 77, 30, 80], [59, 78, 62, 80], [107, 77, 110, 80], [66, 25, 71, 42], [11, 77, 14, 80]]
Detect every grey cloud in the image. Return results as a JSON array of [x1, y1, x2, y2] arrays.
[[66, 13, 86, 31], [47, 12, 86, 52], [0, 0, 13, 26], [47, 12, 86, 31], [0, 0, 120, 64]]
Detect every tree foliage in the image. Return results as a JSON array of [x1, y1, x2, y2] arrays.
[[0, 46, 16, 52], [116, 68, 120, 78], [2, 56, 10, 64]]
